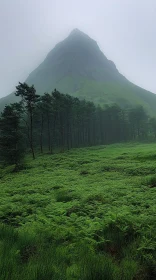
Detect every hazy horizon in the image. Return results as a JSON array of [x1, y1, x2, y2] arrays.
[[0, 0, 156, 98]]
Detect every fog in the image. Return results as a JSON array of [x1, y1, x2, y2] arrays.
[[0, 0, 156, 98]]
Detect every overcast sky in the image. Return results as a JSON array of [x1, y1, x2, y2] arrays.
[[0, 0, 156, 98]]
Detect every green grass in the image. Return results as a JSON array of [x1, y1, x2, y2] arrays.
[[0, 143, 156, 279]]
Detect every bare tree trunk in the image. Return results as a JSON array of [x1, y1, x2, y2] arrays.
[[60, 113, 64, 152], [40, 114, 43, 153], [47, 113, 51, 152], [30, 112, 35, 159]]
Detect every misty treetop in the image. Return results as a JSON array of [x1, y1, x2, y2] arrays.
[[0, 82, 156, 165]]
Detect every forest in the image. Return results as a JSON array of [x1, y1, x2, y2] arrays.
[[1, 82, 156, 165]]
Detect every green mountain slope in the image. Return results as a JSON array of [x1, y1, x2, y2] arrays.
[[0, 29, 156, 114]]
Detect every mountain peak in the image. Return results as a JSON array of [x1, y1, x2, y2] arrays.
[[70, 28, 82, 35], [26, 28, 123, 94], [69, 28, 91, 40]]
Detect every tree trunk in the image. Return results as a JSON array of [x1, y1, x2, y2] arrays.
[[40, 114, 43, 153], [30, 112, 35, 159], [47, 113, 51, 152]]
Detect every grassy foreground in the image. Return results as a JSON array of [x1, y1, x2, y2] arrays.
[[0, 143, 156, 279]]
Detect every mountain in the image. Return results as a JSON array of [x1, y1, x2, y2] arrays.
[[1, 28, 156, 114]]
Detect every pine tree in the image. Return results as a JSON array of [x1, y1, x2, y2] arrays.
[[0, 103, 25, 167], [15, 82, 40, 159]]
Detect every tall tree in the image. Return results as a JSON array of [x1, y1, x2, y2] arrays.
[[15, 82, 40, 159], [148, 117, 156, 139], [41, 93, 53, 153], [0, 103, 25, 167], [128, 106, 148, 140]]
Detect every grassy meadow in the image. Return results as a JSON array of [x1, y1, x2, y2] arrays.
[[0, 143, 156, 279]]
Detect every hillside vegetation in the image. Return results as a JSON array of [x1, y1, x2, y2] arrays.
[[75, 80, 156, 115], [0, 143, 156, 279]]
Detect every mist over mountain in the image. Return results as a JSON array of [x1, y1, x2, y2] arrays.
[[26, 29, 126, 92], [1, 29, 156, 114]]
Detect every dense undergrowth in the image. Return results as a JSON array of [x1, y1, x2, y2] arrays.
[[0, 143, 156, 279]]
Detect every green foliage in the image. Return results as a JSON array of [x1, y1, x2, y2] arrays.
[[143, 175, 156, 188], [0, 143, 156, 279]]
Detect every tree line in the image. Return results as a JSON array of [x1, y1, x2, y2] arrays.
[[0, 82, 156, 167]]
